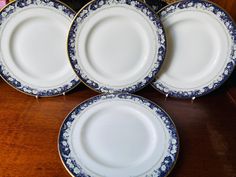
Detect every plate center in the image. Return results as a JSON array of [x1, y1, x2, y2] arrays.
[[1, 8, 75, 88], [71, 100, 167, 176], [10, 17, 67, 78], [78, 6, 157, 87], [165, 19, 215, 77], [157, 10, 230, 89], [81, 107, 156, 168], [86, 16, 146, 79]]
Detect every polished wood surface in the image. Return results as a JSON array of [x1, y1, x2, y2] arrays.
[[0, 0, 236, 177]]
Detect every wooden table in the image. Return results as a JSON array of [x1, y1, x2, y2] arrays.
[[0, 0, 236, 177]]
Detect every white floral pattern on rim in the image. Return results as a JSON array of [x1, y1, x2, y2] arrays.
[[0, 0, 80, 97], [152, 0, 236, 99], [68, 0, 166, 93], [58, 93, 179, 177]]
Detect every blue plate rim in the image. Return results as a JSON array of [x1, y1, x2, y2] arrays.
[[0, 0, 80, 97], [152, 0, 236, 99], [67, 0, 166, 94], [58, 93, 179, 177]]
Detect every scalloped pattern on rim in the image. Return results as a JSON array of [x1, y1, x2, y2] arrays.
[[67, 0, 166, 93], [58, 93, 179, 177], [152, 0, 236, 99], [0, 0, 80, 97]]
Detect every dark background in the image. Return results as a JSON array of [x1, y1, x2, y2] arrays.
[[0, 0, 236, 177]]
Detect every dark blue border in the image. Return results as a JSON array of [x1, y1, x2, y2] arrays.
[[58, 93, 179, 177], [152, 0, 236, 99], [68, 0, 166, 93], [0, 0, 80, 97]]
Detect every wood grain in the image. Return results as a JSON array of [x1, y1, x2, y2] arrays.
[[0, 0, 235, 177]]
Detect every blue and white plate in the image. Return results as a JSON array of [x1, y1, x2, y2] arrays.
[[68, 0, 166, 93], [58, 93, 179, 177], [152, 0, 236, 99], [0, 0, 80, 97]]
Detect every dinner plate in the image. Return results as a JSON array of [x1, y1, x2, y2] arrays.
[[58, 93, 179, 177], [0, 0, 80, 97], [152, 0, 236, 99], [68, 0, 166, 93]]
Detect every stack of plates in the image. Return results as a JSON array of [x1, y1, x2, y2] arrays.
[[0, 0, 235, 176]]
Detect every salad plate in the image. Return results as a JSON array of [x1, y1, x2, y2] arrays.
[[152, 0, 236, 99], [0, 0, 80, 97], [58, 93, 179, 177], [68, 0, 166, 93]]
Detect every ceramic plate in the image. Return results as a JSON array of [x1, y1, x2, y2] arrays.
[[152, 0, 236, 99], [58, 93, 179, 177], [0, 0, 80, 97], [68, 0, 166, 93]]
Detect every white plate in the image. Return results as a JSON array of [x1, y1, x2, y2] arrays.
[[68, 0, 166, 93], [0, 0, 80, 97], [58, 93, 179, 177], [152, 0, 236, 99]]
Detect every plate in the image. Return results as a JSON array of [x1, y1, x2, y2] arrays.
[[0, 0, 80, 97], [152, 0, 236, 99], [58, 93, 179, 177], [68, 0, 166, 93]]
